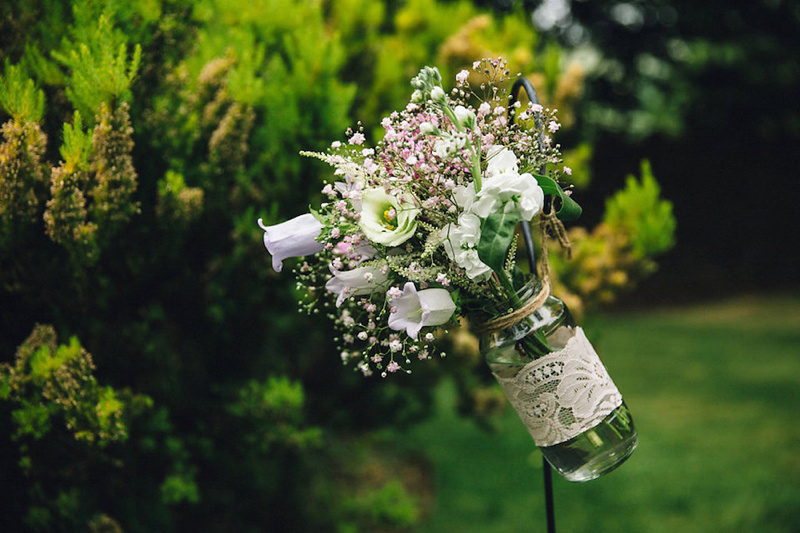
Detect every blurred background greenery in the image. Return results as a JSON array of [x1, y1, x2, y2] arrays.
[[0, 0, 797, 531]]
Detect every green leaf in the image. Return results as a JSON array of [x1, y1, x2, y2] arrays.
[[535, 174, 582, 221], [478, 211, 520, 273], [308, 206, 324, 223]]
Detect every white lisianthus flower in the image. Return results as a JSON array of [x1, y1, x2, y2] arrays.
[[471, 171, 545, 221], [258, 214, 324, 272], [440, 213, 492, 280], [387, 282, 457, 339], [359, 188, 420, 247], [325, 264, 389, 307]]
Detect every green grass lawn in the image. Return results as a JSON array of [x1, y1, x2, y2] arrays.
[[406, 294, 800, 532]]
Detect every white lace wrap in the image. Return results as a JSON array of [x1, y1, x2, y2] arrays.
[[492, 327, 622, 447]]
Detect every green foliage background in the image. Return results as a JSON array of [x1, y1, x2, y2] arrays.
[[0, 0, 677, 530]]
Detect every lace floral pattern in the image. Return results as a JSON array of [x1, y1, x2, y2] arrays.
[[492, 327, 622, 447]]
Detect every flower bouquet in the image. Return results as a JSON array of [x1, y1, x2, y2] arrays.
[[259, 58, 636, 482]]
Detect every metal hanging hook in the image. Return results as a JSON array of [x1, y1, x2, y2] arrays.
[[507, 75, 557, 533], [507, 77, 544, 280]]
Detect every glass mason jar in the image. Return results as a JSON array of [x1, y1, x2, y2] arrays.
[[479, 277, 637, 482]]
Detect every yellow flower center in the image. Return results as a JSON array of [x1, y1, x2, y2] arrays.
[[382, 208, 396, 230]]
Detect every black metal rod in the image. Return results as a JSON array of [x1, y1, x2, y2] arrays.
[[508, 78, 543, 279], [508, 76, 557, 533], [543, 456, 556, 533], [509, 78, 543, 130]]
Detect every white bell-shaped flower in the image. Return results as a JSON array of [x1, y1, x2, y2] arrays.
[[387, 282, 456, 339], [258, 214, 324, 272], [325, 264, 389, 307]]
